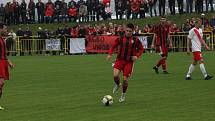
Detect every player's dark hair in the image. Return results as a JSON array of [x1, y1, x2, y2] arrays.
[[126, 23, 134, 30], [160, 16, 166, 19]]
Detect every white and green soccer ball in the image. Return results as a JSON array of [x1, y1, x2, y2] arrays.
[[102, 95, 113, 106]]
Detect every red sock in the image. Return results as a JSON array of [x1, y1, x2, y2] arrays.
[[162, 59, 167, 71], [122, 80, 128, 93], [114, 76, 120, 85], [156, 58, 165, 67]]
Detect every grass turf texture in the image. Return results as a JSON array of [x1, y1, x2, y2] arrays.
[[0, 52, 215, 121]]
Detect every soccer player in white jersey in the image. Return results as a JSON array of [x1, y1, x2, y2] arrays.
[[185, 18, 213, 80]]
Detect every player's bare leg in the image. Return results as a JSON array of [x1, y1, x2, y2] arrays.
[[113, 68, 121, 94], [0, 78, 5, 110], [161, 56, 169, 74]]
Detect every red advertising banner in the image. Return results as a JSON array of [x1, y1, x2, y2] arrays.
[[86, 35, 118, 53]]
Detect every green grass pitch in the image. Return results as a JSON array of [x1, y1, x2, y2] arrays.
[[0, 52, 215, 121]]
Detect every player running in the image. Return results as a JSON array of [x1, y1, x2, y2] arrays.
[[106, 23, 144, 102]]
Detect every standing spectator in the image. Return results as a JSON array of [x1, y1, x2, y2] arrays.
[[10, 0, 19, 25], [96, 1, 105, 21], [200, 13, 209, 30], [130, 0, 141, 19], [204, 23, 213, 32], [70, 25, 79, 38], [148, 0, 157, 17], [14, 0, 20, 25], [104, 3, 112, 20], [54, 0, 63, 23], [103, 0, 110, 6], [0, 4, 4, 23], [168, 0, 175, 15], [68, 4, 77, 22], [139, 0, 148, 18], [20, 0, 27, 24], [78, 25, 87, 38], [115, 0, 124, 20], [86, 0, 97, 21], [195, 0, 203, 13], [208, 0, 213, 12], [125, 0, 131, 19], [16, 28, 24, 36], [23, 27, 33, 55], [151, 17, 173, 74], [61, 0, 68, 23], [205, 0, 214, 12], [6, 29, 17, 56], [28, 0, 35, 23], [68, 0, 77, 9], [182, 23, 191, 32], [210, 15, 215, 31], [143, 24, 152, 33], [45, 0, 55, 23], [186, 0, 193, 13], [36, 27, 45, 54], [158, 0, 166, 16], [87, 25, 96, 35], [4, 2, 11, 25], [177, 0, 183, 14], [190, 17, 195, 28], [78, 2, 88, 22], [36, 0, 45, 23]]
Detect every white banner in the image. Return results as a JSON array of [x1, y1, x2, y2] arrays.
[[138, 36, 148, 49], [69, 38, 86, 54], [45, 39, 61, 50]]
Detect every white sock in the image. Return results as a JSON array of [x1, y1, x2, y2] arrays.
[[186, 64, 195, 77], [200, 63, 207, 77], [121, 93, 126, 98]]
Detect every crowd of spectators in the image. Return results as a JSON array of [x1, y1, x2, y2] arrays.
[[8, 15, 214, 40], [0, 0, 214, 25]]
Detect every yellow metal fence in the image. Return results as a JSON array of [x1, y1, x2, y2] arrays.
[[6, 32, 215, 56]]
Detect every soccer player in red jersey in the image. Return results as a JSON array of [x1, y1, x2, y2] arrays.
[[185, 18, 213, 80], [151, 16, 172, 74], [106, 23, 144, 102], [0, 23, 15, 110]]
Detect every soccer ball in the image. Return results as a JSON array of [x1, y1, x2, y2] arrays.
[[102, 95, 113, 106]]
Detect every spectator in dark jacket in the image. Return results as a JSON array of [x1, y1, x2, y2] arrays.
[[0, 4, 4, 23], [20, 0, 27, 24], [61, 0, 68, 22], [55, 0, 63, 23], [28, 0, 35, 23], [36, 0, 45, 23]]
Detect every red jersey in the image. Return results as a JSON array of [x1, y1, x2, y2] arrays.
[[154, 24, 170, 47], [109, 36, 144, 61], [0, 37, 7, 60]]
